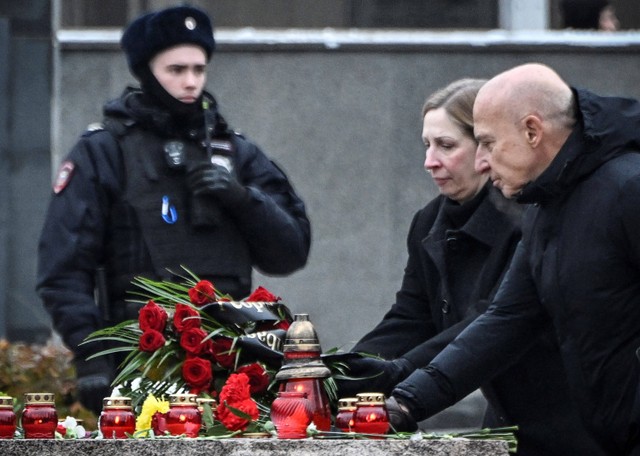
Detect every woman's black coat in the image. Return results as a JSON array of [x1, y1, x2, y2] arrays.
[[354, 184, 600, 455]]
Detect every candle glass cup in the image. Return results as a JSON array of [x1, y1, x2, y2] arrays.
[[270, 391, 312, 439], [353, 393, 389, 437], [279, 378, 331, 431], [21, 393, 57, 439], [0, 396, 16, 439], [166, 394, 201, 438], [100, 397, 136, 439], [335, 397, 358, 433]]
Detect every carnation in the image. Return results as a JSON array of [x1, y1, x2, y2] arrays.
[[236, 363, 270, 395], [216, 373, 259, 431]]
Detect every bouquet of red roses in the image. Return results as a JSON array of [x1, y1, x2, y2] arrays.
[[84, 269, 292, 436]]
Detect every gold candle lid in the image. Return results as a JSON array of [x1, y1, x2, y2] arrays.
[[356, 392, 386, 405], [24, 392, 55, 405], [102, 396, 132, 409], [0, 396, 13, 408], [196, 398, 217, 409], [337, 397, 358, 410], [170, 393, 198, 406]]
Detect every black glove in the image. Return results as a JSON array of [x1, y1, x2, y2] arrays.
[[187, 162, 249, 209], [75, 356, 114, 416], [335, 356, 415, 398], [386, 396, 418, 432]]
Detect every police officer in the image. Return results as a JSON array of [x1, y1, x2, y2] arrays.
[[36, 5, 311, 415]]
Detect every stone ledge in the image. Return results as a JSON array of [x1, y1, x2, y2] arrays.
[[0, 438, 509, 455]]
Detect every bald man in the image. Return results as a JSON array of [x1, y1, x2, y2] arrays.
[[387, 63, 640, 456]]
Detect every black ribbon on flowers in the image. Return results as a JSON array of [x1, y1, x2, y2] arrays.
[[201, 301, 293, 326], [201, 301, 294, 368], [235, 330, 288, 367]]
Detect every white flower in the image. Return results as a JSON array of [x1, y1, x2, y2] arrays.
[[58, 416, 86, 439]]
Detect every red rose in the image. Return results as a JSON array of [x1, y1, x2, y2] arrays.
[[236, 363, 270, 395], [188, 280, 217, 307], [212, 337, 237, 369], [246, 286, 280, 302], [173, 304, 201, 332], [216, 373, 259, 431], [138, 300, 168, 332], [139, 329, 166, 352], [182, 357, 213, 390], [180, 327, 209, 355]]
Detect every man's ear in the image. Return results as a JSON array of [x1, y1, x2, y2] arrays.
[[523, 115, 543, 148]]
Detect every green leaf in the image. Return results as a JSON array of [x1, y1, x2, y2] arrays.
[[224, 401, 254, 421]]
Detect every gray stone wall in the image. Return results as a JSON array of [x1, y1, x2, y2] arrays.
[[54, 31, 640, 354]]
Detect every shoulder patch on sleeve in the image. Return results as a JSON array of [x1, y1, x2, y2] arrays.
[[81, 122, 105, 137], [87, 122, 104, 132], [53, 160, 75, 194]]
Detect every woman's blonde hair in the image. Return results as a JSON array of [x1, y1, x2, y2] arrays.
[[421, 78, 487, 139]]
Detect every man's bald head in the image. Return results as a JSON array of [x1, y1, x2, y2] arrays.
[[476, 63, 574, 129], [473, 63, 577, 199]]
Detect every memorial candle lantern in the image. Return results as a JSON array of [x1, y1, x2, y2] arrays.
[[0, 396, 16, 439], [274, 314, 332, 431], [166, 393, 201, 437], [99, 397, 136, 439], [353, 392, 389, 436], [21, 393, 57, 439]]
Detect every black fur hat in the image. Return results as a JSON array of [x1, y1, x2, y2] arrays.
[[121, 5, 215, 77], [561, 0, 609, 29]]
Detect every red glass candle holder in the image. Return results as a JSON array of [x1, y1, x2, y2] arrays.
[[279, 378, 331, 431], [353, 393, 389, 436], [166, 394, 201, 438], [270, 391, 312, 439], [335, 397, 358, 433], [99, 397, 136, 439], [0, 396, 16, 439], [21, 393, 58, 439]]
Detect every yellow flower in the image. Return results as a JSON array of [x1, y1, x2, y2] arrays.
[[135, 393, 170, 435]]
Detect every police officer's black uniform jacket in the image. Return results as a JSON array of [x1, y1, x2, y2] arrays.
[[393, 88, 640, 455], [36, 87, 311, 368], [353, 183, 600, 455]]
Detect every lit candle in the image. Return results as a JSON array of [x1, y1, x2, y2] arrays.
[[353, 392, 389, 436], [0, 396, 16, 439], [99, 397, 136, 439], [166, 394, 201, 437], [270, 391, 312, 439], [279, 378, 331, 431], [21, 393, 57, 439], [335, 397, 358, 433]]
